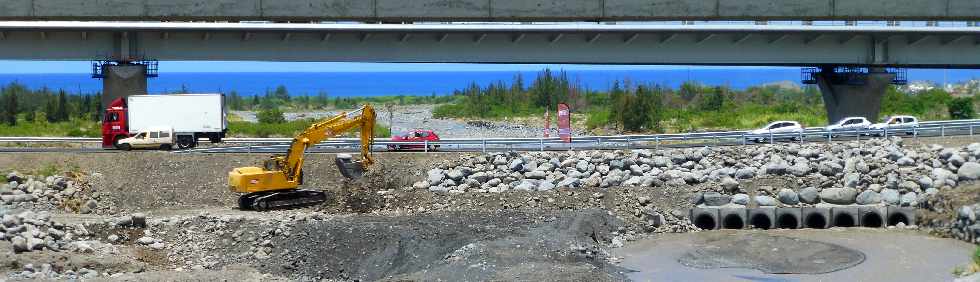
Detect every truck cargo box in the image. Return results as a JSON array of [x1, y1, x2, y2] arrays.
[[127, 94, 226, 134]]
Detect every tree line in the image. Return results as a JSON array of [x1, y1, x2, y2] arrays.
[[433, 69, 977, 133], [0, 82, 102, 126]]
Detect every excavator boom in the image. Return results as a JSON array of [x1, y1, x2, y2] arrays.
[[228, 105, 376, 211]]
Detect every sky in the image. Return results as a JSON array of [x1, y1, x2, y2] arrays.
[[0, 60, 785, 74]]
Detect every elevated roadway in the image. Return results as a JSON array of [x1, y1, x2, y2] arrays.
[[0, 21, 978, 67], [0, 0, 978, 21]]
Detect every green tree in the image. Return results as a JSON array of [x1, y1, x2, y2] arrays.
[[273, 85, 290, 102], [55, 90, 69, 122], [2, 91, 16, 126], [699, 87, 724, 111], [228, 91, 242, 110], [91, 97, 102, 121], [948, 97, 975, 119], [44, 96, 57, 123]]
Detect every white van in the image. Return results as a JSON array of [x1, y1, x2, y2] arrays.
[[116, 127, 175, 151]]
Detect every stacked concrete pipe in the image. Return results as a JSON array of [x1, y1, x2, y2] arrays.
[[690, 206, 916, 230]]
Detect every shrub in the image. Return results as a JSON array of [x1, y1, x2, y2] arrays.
[[257, 108, 286, 124], [948, 97, 975, 119]]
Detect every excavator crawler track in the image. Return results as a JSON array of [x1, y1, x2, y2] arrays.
[[238, 189, 327, 211]]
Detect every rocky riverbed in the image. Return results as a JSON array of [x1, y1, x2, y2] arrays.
[[0, 136, 979, 280]]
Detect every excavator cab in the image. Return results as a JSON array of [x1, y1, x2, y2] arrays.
[[335, 154, 366, 179]]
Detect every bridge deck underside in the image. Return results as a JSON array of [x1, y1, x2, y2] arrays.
[[0, 0, 978, 21], [1, 28, 977, 67]]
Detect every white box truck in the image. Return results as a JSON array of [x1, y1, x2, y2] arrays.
[[102, 94, 227, 149]]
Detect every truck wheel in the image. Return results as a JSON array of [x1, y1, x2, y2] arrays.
[[209, 136, 221, 143], [177, 137, 193, 149], [160, 144, 172, 151]]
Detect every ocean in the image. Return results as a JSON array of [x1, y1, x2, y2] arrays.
[[0, 68, 976, 97]]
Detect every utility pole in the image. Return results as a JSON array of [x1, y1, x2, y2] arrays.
[[384, 103, 394, 136]]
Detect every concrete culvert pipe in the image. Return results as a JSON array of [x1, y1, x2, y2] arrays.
[[748, 208, 776, 230], [775, 208, 802, 229], [859, 206, 887, 228], [831, 207, 860, 228], [690, 208, 720, 230], [750, 213, 773, 230], [722, 214, 745, 229], [719, 208, 747, 230], [695, 214, 717, 230], [887, 206, 917, 227], [805, 214, 828, 229], [861, 212, 884, 228], [802, 207, 831, 229], [833, 213, 856, 227]]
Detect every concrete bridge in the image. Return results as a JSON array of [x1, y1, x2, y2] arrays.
[[0, 0, 978, 21], [0, 21, 970, 123], [2, 21, 978, 123]]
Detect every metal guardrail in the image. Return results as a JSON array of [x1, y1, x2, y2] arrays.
[[3, 119, 980, 153]]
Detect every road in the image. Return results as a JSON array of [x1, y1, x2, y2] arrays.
[[0, 122, 977, 154]]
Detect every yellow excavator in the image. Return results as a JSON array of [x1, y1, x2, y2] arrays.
[[228, 105, 376, 211]]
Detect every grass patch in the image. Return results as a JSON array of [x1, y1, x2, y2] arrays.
[[0, 119, 101, 137], [954, 246, 980, 277]]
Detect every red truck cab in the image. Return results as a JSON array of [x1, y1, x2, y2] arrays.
[[101, 98, 129, 149]]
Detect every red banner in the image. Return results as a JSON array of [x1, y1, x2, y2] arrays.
[[557, 103, 572, 143]]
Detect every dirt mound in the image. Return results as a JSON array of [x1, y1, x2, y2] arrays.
[[261, 209, 625, 281]]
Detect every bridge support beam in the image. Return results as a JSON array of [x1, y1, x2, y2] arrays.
[[100, 63, 147, 108], [815, 67, 895, 124]]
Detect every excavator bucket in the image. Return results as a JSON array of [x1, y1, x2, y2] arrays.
[[335, 154, 365, 179]]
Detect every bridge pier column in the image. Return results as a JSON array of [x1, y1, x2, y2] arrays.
[[99, 63, 148, 107], [815, 67, 895, 124]]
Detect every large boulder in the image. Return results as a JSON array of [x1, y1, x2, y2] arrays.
[[799, 187, 820, 204], [855, 190, 882, 205], [732, 193, 750, 205], [819, 188, 859, 205], [735, 167, 756, 179], [897, 181, 920, 192], [702, 192, 731, 206], [957, 162, 980, 181], [777, 189, 800, 205], [557, 178, 581, 188], [787, 163, 811, 177], [720, 177, 739, 192], [900, 192, 918, 207], [818, 162, 843, 176], [426, 169, 446, 186], [508, 158, 525, 172], [881, 189, 901, 205], [754, 195, 778, 206]]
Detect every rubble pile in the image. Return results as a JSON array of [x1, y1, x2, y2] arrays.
[[416, 137, 980, 210], [2, 171, 101, 214]]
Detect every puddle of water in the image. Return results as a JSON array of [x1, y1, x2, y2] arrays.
[[614, 228, 974, 282]]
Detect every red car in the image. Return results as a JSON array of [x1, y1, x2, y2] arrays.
[[388, 129, 440, 151]]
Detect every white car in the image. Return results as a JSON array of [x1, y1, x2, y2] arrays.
[[117, 127, 175, 151], [748, 121, 804, 143], [870, 115, 919, 136], [826, 117, 872, 136]]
